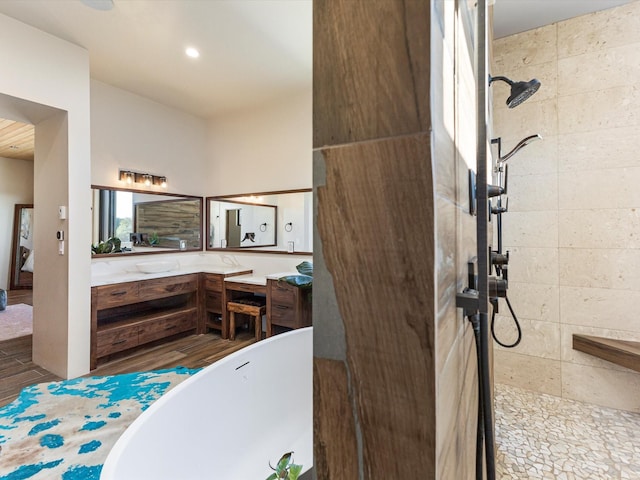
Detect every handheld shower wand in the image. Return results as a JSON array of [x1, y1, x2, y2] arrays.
[[494, 134, 542, 167], [488, 134, 543, 349]]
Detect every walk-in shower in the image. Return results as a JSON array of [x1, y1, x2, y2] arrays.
[[456, 5, 543, 477]]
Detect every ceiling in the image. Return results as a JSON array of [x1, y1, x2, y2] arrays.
[[0, 0, 632, 162], [0, 120, 33, 161], [493, 0, 632, 38]]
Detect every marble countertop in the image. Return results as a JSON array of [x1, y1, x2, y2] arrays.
[[91, 264, 252, 287], [223, 272, 301, 286], [223, 274, 268, 286]]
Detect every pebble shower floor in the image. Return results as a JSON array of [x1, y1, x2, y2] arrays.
[[495, 384, 640, 479]]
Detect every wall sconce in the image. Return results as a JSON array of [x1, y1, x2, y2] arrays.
[[153, 176, 168, 188], [118, 169, 168, 188], [119, 170, 134, 184], [284, 222, 293, 232]]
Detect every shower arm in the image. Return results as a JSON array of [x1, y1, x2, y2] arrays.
[[488, 75, 513, 86]]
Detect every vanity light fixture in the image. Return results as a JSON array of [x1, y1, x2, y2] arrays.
[[154, 176, 168, 188], [119, 170, 134, 184], [118, 169, 168, 189]]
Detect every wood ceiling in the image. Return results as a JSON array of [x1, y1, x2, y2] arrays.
[[0, 119, 34, 161]]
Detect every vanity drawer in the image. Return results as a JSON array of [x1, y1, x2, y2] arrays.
[[138, 310, 196, 344], [270, 302, 297, 327], [96, 282, 139, 309], [96, 326, 138, 357], [204, 274, 223, 292], [139, 274, 198, 300], [269, 280, 296, 305], [205, 291, 223, 313]]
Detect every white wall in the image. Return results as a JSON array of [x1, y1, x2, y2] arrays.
[[0, 12, 310, 377], [0, 157, 34, 290], [90, 80, 209, 196], [207, 87, 312, 195], [0, 13, 91, 378]]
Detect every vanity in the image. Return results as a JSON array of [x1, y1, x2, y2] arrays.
[[266, 275, 312, 336], [91, 274, 199, 369], [91, 266, 312, 368], [90, 185, 313, 369]]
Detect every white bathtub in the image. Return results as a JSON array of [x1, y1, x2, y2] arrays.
[[101, 327, 313, 479]]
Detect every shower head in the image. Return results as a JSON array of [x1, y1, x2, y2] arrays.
[[489, 75, 541, 108], [493, 134, 542, 165]]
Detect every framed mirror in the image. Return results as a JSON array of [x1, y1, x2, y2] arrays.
[[206, 189, 312, 254], [9, 204, 34, 289], [91, 185, 203, 256]]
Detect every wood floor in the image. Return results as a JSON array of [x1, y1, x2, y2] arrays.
[[0, 330, 255, 408], [7, 288, 32, 306]]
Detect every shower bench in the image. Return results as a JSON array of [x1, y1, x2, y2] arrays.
[[572, 334, 640, 373]]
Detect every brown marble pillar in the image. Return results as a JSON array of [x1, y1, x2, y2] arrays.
[[313, 1, 435, 478]]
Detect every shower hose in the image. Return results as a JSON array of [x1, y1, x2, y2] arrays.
[[490, 294, 522, 348]]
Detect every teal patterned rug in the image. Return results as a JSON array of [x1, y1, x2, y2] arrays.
[[0, 367, 199, 480]]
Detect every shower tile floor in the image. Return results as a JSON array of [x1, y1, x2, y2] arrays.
[[495, 384, 640, 479]]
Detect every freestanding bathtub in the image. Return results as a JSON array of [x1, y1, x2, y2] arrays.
[[100, 327, 313, 479]]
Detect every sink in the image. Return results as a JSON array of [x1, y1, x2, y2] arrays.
[[135, 261, 176, 274]]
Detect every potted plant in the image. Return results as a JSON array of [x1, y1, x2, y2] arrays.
[[91, 236, 122, 254], [266, 452, 303, 480]]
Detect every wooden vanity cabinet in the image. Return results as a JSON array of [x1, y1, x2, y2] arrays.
[[202, 270, 252, 338], [91, 274, 199, 369], [266, 279, 312, 337]]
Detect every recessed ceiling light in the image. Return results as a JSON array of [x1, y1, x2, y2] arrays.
[[185, 47, 200, 59], [80, 0, 114, 11]]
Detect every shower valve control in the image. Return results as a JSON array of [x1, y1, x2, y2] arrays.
[[491, 202, 508, 215], [489, 277, 508, 298], [487, 184, 504, 198], [491, 251, 509, 266]]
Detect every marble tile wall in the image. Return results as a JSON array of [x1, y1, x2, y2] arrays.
[[434, 1, 480, 478], [492, 1, 640, 412]]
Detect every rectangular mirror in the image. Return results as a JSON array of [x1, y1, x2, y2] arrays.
[[206, 189, 312, 254], [10, 204, 34, 289], [91, 185, 203, 256]]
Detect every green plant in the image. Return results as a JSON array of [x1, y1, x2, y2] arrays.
[[91, 237, 122, 254], [266, 452, 303, 480], [149, 231, 159, 245]]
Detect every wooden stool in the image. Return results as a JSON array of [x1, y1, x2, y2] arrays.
[[227, 299, 266, 341]]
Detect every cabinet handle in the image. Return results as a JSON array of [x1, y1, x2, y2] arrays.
[[111, 339, 127, 345], [110, 291, 127, 296], [275, 305, 289, 310], [165, 325, 178, 330]]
